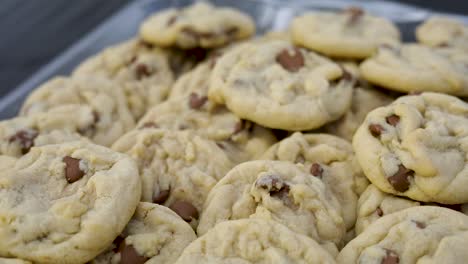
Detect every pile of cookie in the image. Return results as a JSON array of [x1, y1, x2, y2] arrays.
[[0, 2, 467, 263]]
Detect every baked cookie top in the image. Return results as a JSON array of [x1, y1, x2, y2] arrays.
[[337, 206, 468, 264], [0, 141, 141, 263], [353, 92, 468, 204], [209, 40, 354, 130], [91, 202, 196, 264], [291, 8, 400, 59], [416, 16, 468, 51], [176, 219, 336, 264], [140, 2, 255, 49], [19, 76, 136, 146], [197, 160, 345, 254]]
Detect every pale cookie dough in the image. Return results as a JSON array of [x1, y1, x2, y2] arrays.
[[416, 16, 468, 51], [356, 184, 420, 235], [261, 132, 368, 231], [0, 141, 141, 263], [0, 105, 93, 157], [337, 206, 468, 264], [209, 40, 354, 130], [353, 92, 468, 204], [91, 202, 196, 264], [291, 8, 400, 59], [0, 259, 31, 264], [137, 96, 276, 164], [176, 219, 336, 264], [73, 39, 174, 119], [112, 129, 234, 228], [19, 76, 135, 146], [140, 2, 255, 49], [197, 160, 345, 254], [360, 44, 468, 96], [323, 62, 394, 141]]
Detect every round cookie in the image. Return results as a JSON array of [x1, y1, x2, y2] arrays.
[[291, 8, 400, 59], [73, 39, 174, 119], [0, 141, 141, 263], [137, 96, 276, 164], [337, 206, 468, 264], [353, 92, 468, 204], [261, 132, 368, 231], [0, 105, 93, 157], [91, 202, 196, 264], [176, 219, 336, 264], [360, 44, 468, 96], [197, 160, 345, 254], [140, 2, 255, 49], [112, 129, 234, 228], [20, 76, 135, 146], [209, 40, 354, 130], [416, 16, 468, 51], [356, 184, 420, 235]]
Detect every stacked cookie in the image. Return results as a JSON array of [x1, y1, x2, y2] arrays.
[[1, 2, 468, 263]]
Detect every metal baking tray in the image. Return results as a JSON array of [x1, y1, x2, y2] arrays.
[[1, 0, 467, 119]]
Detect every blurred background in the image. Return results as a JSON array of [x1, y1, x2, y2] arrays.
[[0, 0, 466, 98]]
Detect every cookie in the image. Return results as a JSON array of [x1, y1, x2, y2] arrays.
[[291, 8, 400, 59], [416, 16, 468, 51], [176, 219, 336, 264], [356, 184, 420, 235], [360, 44, 468, 96], [0, 105, 93, 157], [353, 92, 468, 203], [322, 62, 394, 141], [209, 40, 354, 130], [197, 160, 345, 254], [112, 129, 234, 228], [337, 206, 468, 264], [73, 39, 174, 119], [0, 259, 31, 264], [91, 202, 196, 264], [20, 76, 135, 146], [140, 2, 254, 49], [261, 132, 369, 231], [0, 141, 141, 263], [137, 96, 276, 164]]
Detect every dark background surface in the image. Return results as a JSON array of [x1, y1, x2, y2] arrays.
[[0, 0, 467, 98]]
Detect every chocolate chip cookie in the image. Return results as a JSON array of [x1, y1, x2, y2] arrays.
[[197, 160, 345, 254], [112, 129, 234, 228], [416, 16, 468, 51], [353, 92, 468, 203], [0, 141, 141, 263], [176, 219, 336, 264], [140, 2, 255, 49], [73, 39, 174, 119], [209, 40, 354, 130], [291, 8, 400, 59], [19, 76, 136, 146], [337, 206, 468, 264], [261, 132, 369, 231], [91, 202, 196, 264]]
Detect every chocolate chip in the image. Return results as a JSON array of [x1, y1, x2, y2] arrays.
[[369, 124, 384, 137], [376, 207, 384, 217], [256, 175, 294, 207], [437, 42, 449, 48], [387, 164, 413, 192], [63, 156, 85, 183], [189, 93, 208, 109], [276, 48, 304, 72], [169, 201, 199, 222], [310, 163, 323, 178], [382, 249, 399, 264], [167, 15, 177, 26], [386, 114, 400, 126], [139, 122, 159, 129], [412, 220, 426, 229], [344, 7, 364, 24], [8, 129, 39, 154], [135, 63, 152, 80], [119, 242, 149, 264], [153, 189, 170, 204]]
